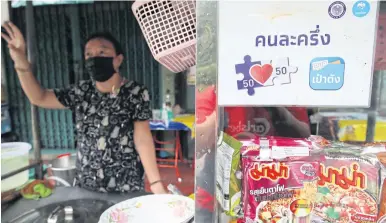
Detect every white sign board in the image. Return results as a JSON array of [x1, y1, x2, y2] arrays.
[[218, 1, 379, 107]]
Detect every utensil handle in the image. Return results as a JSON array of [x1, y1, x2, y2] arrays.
[[46, 176, 71, 187], [47, 205, 73, 223], [48, 206, 62, 223], [167, 184, 183, 195]]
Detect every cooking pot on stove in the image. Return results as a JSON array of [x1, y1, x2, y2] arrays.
[[46, 153, 77, 187]]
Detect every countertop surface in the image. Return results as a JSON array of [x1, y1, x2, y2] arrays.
[[2, 187, 148, 222]]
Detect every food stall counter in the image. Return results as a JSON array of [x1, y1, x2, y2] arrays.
[[2, 187, 148, 222]]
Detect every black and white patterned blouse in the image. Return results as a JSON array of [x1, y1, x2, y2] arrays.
[[54, 80, 152, 193]]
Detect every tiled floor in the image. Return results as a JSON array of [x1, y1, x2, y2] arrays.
[[145, 163, 194, 196]]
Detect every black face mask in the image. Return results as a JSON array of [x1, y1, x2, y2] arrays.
[[85, 57, 116, 82]]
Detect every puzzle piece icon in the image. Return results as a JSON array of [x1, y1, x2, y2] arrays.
[[235, 55, 262, 95], [235, 55, 298, 95], [264, 57, 298, 86]]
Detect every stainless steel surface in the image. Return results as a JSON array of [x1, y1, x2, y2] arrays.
[[46, 205, 73, 223], [25, 1, 43, 180], [7, 199, 113, 223], [47, 206, 61, 223], [1, 161, 41, 180], [51, 155, 76, 170], [50, 155, 77, 187], [195, 1, 218, 222], [64, 206, 73, 221], [366, 71, 384, 142], [2, 187, 149, 223]]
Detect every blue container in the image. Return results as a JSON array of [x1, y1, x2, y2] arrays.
[[1, 103, 11, 134]]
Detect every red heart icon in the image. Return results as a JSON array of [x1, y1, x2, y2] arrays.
[[249, 64, 273, 85]]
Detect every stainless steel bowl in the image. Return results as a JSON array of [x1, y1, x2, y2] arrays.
[[48, 154, 77, 187]]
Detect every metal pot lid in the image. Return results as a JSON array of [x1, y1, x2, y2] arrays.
[[6, 199, 114, 223]]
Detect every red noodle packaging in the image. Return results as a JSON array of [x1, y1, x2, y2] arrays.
[[240, 137, 322, 223], [313, 148, 382, 223], [237, 136, 386, 223], [377, 152, 386, 223]]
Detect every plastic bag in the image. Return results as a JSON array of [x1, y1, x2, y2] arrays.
[[216, 132, 244, 217]]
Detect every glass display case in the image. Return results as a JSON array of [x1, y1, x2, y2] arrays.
[[195, 1, 386, 223], [312, 70, 386, 143]]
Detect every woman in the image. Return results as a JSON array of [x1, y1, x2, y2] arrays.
[[1, 21, 166, 194]]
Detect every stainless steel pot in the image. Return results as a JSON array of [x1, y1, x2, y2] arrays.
[[46, 153, 76, 187]]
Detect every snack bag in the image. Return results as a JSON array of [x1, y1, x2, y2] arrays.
[[312, 148, 382, 223], [216, 132, 244, 217], [242, 156, 319, 223]]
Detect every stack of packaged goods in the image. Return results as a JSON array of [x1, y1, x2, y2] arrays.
[[216, 133, 386, 223]]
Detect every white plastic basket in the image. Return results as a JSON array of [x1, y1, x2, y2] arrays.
[[132, 0, 196, 73]]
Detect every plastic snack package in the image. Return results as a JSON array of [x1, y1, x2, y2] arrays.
[[216, 132, 244, 217], [363, 142, 386, 147], [250, 136, 313, 148], [240, 136, 315, 161], [308, 135, 331, 149], [241, 155, 319, 223], [376, 152, 386, 223], [361, 142, 386, 155], [345, 147, 386, 223], [308, 134, 355, 150], [311, 147, 383, 223]]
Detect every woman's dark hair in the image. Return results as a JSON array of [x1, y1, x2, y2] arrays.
[[85, 32, 123, 56]]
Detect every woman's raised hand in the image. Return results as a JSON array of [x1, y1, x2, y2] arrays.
[[1, 21, 29, 70]]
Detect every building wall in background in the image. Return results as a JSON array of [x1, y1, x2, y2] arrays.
[[2, 1, 161, 150], [1, 1, 9, 102], [161, 66, 176, 106]]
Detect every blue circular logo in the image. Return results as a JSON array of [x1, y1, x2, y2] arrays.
[[328, 1, 346, 19], [352, 1, 370, 17]]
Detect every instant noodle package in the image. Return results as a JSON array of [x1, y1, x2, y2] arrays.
[[216, 135, 316, 218], [242, 157, 320, 222], [241, 137, 321, 223], [313, 148, 382, 223], [233, 136, 386, 223], [375, 152, 386, 223]]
